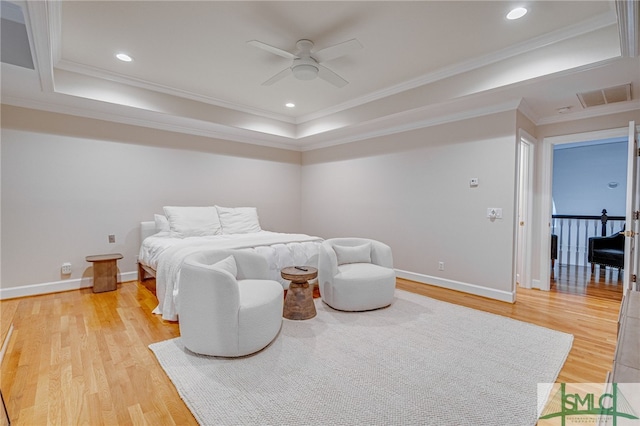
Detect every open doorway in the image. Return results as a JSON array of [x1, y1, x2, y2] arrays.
[[538, 123, 638, 302], [550, 137, 627, 301]]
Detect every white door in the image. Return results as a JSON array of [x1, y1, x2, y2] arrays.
[[623, 121, 639, 294], [516, 139, 533, 288]]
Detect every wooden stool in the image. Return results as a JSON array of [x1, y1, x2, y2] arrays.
[[281, 266, 318, 320], [86, 253, 123, 293]]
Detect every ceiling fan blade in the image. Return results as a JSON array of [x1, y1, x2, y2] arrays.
[[262, 67, 292, 86], [317, 65, 348, 88], [247, 40, 296, 59], [313, 38, 363, 62]]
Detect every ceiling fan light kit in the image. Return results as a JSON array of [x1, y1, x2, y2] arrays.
[[292, 62, 319, 81]]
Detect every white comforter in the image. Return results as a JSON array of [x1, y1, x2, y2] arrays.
[[139, 231, 322, 321]]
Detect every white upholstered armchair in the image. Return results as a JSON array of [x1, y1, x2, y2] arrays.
[[178, 249, 283, 357], [318, 238, 396, 312]]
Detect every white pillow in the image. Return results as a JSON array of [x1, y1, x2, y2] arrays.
[[333, 243, 372, 265], [163, 206, 222, 237], [216, 206, 261, 234], [154, 214, 170, 233], [210, 255, 237, 278]]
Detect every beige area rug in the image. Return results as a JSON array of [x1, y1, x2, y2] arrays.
[[149, 289, 572, 425]]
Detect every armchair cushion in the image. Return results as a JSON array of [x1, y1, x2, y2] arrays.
[[330, 264, 396, 312], [333, 243, 372, 265], [588, 231, 625, 269], [211, 255, 238, 277]]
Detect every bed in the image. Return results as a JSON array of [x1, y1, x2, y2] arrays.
[[138, 206, 322, 321]]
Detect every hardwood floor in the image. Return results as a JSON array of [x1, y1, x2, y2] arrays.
[[1, 282, 194, 425], [1, 277, 620, 425], [398, 279, 619, 385], [551, 263, 623, 302]]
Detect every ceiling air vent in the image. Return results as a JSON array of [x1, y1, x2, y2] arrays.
[[577, 84, 632, 108]]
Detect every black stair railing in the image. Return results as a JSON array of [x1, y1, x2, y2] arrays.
[[551, 209, 625, 267]]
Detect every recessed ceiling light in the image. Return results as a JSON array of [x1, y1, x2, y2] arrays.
[[116, 53, 133, 62], [506, 7, 527, 20], [285, 103, 295, 108]]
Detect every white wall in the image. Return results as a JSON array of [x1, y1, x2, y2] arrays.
[[1, 107, 302, 295], [553, 141, 627, 216], [7, 103, 633, 301], [1, 106, 520, 302], [301, 111, 518, 300]]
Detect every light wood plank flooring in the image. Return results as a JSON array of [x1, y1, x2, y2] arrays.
[[1, 278, 620, 425], [551, 263, 623, 302]]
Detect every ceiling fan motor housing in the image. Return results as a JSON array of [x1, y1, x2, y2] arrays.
[[292, 57, 319, 80]]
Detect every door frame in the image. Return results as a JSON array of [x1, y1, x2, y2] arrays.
[[538, 126, 638, 291], [623, 121, 638, 295]]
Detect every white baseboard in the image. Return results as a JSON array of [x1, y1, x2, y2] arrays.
[[395, 269, 515, 303], [0, 271, 138, 300], [3, 269, 516, 303], [531, 279, 541, 289]]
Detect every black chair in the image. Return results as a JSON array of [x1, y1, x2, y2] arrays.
[[588, 229, 625, 272]]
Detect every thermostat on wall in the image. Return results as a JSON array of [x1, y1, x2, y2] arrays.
[[469, 178, 479, 187]]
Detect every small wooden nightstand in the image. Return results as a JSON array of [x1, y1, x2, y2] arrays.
[[86, 253, 123, 293]]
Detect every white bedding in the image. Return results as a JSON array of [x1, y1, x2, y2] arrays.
[[139, 230, 322, 321]]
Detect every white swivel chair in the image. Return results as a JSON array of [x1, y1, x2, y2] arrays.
[[178, 249, 283, 357], [318, 238, 396, 312]]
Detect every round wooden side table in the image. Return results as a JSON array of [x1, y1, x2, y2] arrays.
[[281, 266, 318, 320]]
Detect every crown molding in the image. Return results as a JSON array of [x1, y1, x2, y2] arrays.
[[2, 89, 522, 154], [1, 94, 302, 151], [299, 99, 522, 151], [536, 99, 640, 126], [54, 60, 298, 125], [6, 86, 635, 154]]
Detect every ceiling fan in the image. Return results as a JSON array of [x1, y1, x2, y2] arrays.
[[247, 38, 363, 88]]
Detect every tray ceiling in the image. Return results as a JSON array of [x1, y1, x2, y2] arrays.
[[1, 1, 639, 150]]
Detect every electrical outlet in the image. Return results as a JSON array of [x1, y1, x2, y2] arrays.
[[61, 262, 72, 274], [438, 261, 445, 271], [108, 234, 116, 243]]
